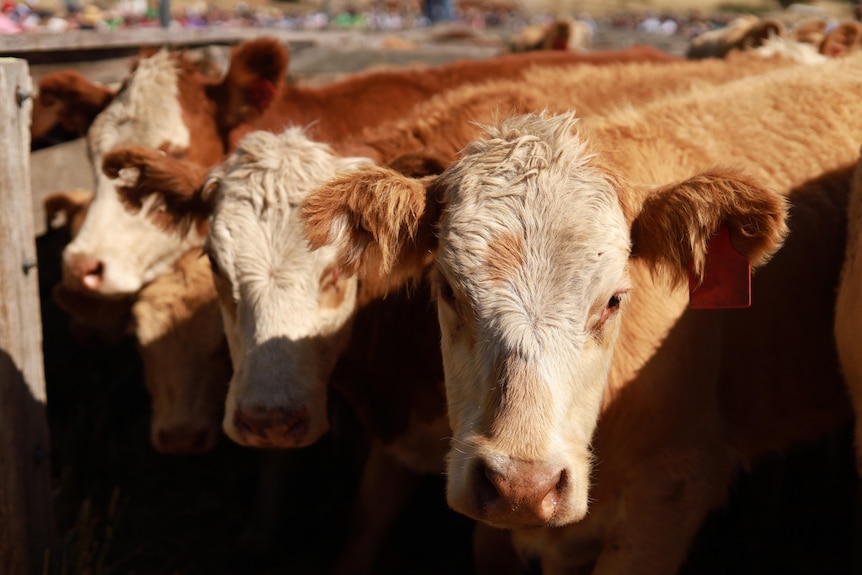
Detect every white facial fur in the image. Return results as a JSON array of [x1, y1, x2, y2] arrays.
[[63, 50, 204, 295], [206, 129, 371, 448], [435, 112, 632, 527]]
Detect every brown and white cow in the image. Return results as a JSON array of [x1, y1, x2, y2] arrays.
[[132, 248, 231, 454], [38, 37, 678, 299], [45, 190, 229, 454], [835, 145, 862, 476], [301, 54, 862, 570]]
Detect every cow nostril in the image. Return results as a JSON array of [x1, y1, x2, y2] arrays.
[[81, 261, 105, 291], [477, 462, 504, 507], [232, 407, 311, 447]]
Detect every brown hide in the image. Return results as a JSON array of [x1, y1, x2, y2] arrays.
[[221, 40, 680, 148], [32, 70, 115, 141], [545, 165, 854, 574]]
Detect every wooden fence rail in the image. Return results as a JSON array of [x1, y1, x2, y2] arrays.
[[0, 58, 55, 575]]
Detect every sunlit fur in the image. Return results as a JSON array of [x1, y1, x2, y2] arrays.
[[63, 50, 204, 295], [205, 129, 369, 448]]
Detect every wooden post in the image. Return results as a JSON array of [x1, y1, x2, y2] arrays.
[[0, 58, 55, 575]]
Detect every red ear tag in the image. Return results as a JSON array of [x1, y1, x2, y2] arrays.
[[688, 224, 751, 309], [247, 78, 277, 112]]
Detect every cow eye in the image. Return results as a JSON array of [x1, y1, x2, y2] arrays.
[[597, 291, 626, 328]]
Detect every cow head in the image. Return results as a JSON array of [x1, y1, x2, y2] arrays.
[[304, 112, 789, 528], [55, 38, 287, 298], [132, 248, 230, 454], [108, 129, 372, 449]]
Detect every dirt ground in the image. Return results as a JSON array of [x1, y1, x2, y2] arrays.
[[31, 15, 862, 575]]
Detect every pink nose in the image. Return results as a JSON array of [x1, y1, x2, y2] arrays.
[[475, 459, 567, 526], [232, 406, 311, 448], [153, 424, 217, 454], [63, 254, 105, 292]]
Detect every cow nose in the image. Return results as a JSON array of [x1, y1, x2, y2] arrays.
[[476, 459, 567, 525], [232, 406, 311, 448], [63, 254, 105, 292], [153, 424, 217, 454]]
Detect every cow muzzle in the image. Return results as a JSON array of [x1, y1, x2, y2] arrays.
[[453, 457, 574, 528], [228, 405, 322, 448]]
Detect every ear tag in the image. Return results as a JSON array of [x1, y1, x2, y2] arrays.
[[688, 225, 751, 309], [247, 78, 277, 112]]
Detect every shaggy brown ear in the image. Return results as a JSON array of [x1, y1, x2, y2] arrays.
[[820, 21, 862, 57], [32, 71, 116, 140], [303, 164, 443, 292], [207, 37, 287, 136], [44, 189, 93, 236], [102, 146, 212, 234], [630, 167, 789, 287]]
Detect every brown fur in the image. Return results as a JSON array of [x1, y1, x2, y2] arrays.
[[102, 146, 211, 235], [631, 168, 789, 286], [32, 70, 116, 140], [220, 39, 680, 149]]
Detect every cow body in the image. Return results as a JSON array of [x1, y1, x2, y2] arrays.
[[835, 143, 862, 475]]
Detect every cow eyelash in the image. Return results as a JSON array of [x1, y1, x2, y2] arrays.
[[597, 290, 627, 328]]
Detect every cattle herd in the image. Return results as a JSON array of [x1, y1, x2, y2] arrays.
[[25, 10, 862, 575]]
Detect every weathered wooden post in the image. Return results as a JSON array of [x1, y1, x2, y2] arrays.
[[0, 58, 55, 575]]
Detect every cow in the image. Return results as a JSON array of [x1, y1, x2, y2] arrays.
[[35, 37, 679, 299], [835, 145, 862, 476], [300, 56, 862, 571], [45, 190, 229, 454], [686, 14, 861, 62], [132, 248, 231, 454]]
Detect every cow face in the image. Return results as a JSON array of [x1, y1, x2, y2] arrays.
[[204, 130, 370, 449], [435, 114, 631, 528], [61, 50, 213, 296], [304, 112, 787, 530], [133, 249, 230, 455]]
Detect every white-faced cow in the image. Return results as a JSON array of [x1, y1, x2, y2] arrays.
[[301, 54, 862, 572]]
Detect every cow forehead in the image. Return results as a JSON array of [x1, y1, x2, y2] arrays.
[[88, 50, 190, 158], [438, 113, 631, 315], [206, 130, 359, 292]]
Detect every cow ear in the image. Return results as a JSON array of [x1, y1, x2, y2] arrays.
[[303, 164, 442, 291], [102, 146, 213, 234], [630, 167, 789, 287], [820, 21, 862, 57], [211, 37, 287, 129], [32, 71, 116, 140]]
